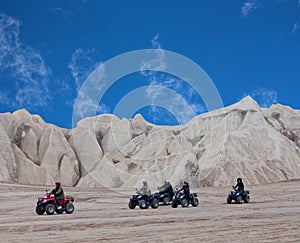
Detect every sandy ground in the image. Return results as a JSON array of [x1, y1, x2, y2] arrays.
[[0, 180, 299, 243]]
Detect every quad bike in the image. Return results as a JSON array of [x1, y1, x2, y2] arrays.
[[227, 188, 250, 204], [171, 191, 199, 208], [36, 190, 75, 215], [128, 193, 159, 209], [154, 188, 174, 205]]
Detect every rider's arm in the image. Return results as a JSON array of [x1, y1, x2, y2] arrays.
[[157, 185, 162, 190]]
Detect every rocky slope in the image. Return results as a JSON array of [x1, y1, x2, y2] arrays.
[[0, 96, 300, 188]]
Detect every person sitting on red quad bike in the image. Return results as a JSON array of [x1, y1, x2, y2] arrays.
[[51, 182, 65, 209]]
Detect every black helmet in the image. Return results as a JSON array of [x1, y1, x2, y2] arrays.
[[237, 178, 242, 183]]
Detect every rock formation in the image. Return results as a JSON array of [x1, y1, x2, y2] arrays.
[[0, 96, 300, 188]]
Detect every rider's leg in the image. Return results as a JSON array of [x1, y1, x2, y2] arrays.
[[56, 196, 61, 208]]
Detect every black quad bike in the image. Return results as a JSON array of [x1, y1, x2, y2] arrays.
[[128, 193, 159, 209], [154, 189, 174, 205], [171, 191, 199, 208], [227, 189, 250, 204], [36, 190, 75, 215]]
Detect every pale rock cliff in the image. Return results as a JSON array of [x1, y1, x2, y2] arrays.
[[0, 96, 299, 189]]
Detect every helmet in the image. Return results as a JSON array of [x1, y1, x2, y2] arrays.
[[237, 178, 242, 183], [143, 180, 147, 185], [55, 181, 61, 186], [165, 180, 170, 184]]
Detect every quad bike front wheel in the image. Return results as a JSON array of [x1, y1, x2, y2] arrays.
[[236, 196, 243, 204], [163, 197, 170, 205], [151, 199, 159, 209], [128, 201, 136, 209], [227, 196, 232, 204], [171, 201, 178, 208], [36, 206, 45, 215], [181, 199, 189, 208], [65, 202, 75, 214], [45, 204, 55, 215]]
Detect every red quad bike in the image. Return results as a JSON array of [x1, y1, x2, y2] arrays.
[[36, 190, 75, 215]]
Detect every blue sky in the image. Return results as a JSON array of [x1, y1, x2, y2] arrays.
[[0, 0, 299, 128]]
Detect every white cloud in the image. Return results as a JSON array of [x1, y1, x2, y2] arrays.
[[140, 34, 167, 76], [151, 33, 162, 49], [0, 13, 51, 109], [140, 34, 206, 124], [291, 21, 299, 34], [71, 56, 110, 120], [73, 94, 110, 119], [244, 88, 278, 108], [241, 1, 258, 17], [241, 0, 300, 17], [144, 85, 193, 124], [68, 48, 102, 92]]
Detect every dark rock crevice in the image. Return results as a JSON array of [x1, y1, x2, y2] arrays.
[[96, 130, 105, 155]]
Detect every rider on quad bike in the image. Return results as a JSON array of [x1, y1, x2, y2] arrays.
[[172, 181, 199, 208], [227, 178, 250, 204], [155, 180, 174, 205], [128, 180, 159, 209], [137, 180, 151, 195], [36, 184, 75, 215], [233, 178, 244, 192], [177, 181, 190, 198], [157, 180, 173, 193], [51, 181, 65, 210], [136, 180, 151, 205]]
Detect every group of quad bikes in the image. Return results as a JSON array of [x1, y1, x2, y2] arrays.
[[128, 186, 250, 210], [34, 185, 250, 215], [128, 186, 200, 210]]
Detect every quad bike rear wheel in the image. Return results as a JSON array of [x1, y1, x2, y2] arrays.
[[191, 198, 199, 207], [45, 204, 55, 215], [244, 195, 250, 203], [151, 199, 159, 209], [65, 202, 75, 214]]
